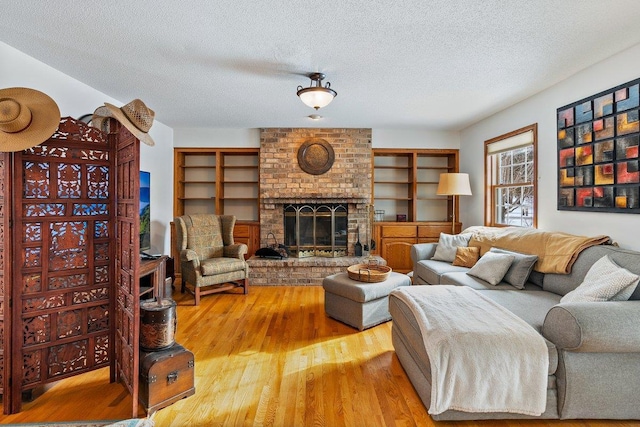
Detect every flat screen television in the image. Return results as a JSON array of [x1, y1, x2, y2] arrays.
[[139, 170, 151, 253]]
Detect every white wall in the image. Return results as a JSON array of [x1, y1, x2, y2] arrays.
[[174, 128, 260, 147], [372, 129, 460, 149], [2, 41, 175, 254], [460, 42, 640, 250], [173, 127, 460, 149]]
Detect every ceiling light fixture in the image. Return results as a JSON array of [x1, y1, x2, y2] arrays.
[[297, 72, 337, 110]]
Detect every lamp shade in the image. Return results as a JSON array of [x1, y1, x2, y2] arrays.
[[436, 173, 472, 196], [297, 88, 335, 110], [297, 72, 337, 110]]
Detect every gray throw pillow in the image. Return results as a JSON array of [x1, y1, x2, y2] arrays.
[[431, 232, 472, 263], [466, 251, 515, 285], [490, 247, 538, 290]]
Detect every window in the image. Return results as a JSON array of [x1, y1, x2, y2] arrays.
[[485, 124, 537, 228]]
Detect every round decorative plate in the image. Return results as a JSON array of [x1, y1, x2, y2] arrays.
[[297, 138, 335, 175]]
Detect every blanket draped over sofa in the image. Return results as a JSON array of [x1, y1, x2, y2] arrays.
[[391, 285, 549, 416], [463, 226, 610, 274]]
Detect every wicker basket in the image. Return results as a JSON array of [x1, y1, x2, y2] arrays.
[[347, 263, 392, 283]]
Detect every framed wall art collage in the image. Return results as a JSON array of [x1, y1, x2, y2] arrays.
[[557, 78, 640, 213]]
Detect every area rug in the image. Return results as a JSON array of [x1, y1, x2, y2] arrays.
[[4, 418, 153, 427], [3, 423, 109, 427]]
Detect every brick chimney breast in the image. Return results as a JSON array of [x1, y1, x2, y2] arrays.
[[259, 128, 373, 255]]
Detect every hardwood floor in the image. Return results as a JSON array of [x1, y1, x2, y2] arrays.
[[0, 285, 637, 427]]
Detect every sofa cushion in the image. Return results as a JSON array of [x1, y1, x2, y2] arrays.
[[479, 289, 562, 331], [452, 246, 480, 267], [490, 248, 538, 290], [441, 272, 518, 290], [432, 232, 472, 262], [441, 271, 543, 291], [479, 289, 560, 374], [466, 251, 515, 285], [415, 259, 470, 285], [560, 255, 639, 303]]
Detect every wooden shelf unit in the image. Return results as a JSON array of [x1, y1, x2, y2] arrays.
[[174, 148, 260, 220], [173, 148, 260, 263], [371, 149, 460, 273], [372, 148, 459, 222]]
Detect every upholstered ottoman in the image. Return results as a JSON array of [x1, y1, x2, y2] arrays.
[[322, 272, 411, 330]]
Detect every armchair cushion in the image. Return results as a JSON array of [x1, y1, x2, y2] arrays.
[[201, 257, 247, 277], [187, 215, 224, 259]]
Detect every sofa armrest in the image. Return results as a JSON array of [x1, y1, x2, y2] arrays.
[[542, 301, 640, 352], [411, 243, 437, 264], [224, 243, 248, 259]]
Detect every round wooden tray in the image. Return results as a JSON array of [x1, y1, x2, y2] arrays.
[[347, 263, 392, 283]]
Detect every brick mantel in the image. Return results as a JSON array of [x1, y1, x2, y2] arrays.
[[259, 128, 373, 257]]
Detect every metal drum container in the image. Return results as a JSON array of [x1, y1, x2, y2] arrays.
[[140, 298, 177, 351]]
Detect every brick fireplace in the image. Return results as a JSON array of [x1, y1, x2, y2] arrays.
[[247, 127, 377, 286]]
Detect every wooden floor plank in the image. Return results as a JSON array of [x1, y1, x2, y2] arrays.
[[0, 285, 637, 427]]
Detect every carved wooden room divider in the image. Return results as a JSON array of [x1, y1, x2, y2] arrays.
[[113, 122, 142, 417], [0, 117, 142, 415]]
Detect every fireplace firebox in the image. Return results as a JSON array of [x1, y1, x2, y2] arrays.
[[284, 203, 348, 257]]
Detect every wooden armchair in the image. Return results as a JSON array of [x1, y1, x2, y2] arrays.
[[174, 214, 248, 305]]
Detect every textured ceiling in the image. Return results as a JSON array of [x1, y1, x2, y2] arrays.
[[3, 1, 640, 130]]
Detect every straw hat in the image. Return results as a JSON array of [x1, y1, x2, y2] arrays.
[[0, 87, 61, 152], [92, 99, 155, 146], [91, 105, 111, 132]]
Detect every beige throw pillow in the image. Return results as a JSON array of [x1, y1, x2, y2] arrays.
[[560, 255, 639, 303], [452, 246, 480, 267]]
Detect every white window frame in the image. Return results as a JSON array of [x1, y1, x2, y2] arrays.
[[484, 124, 538, 228]]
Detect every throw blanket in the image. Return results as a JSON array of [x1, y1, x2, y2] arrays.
[[391, 286, 548, 416], [463, 226, 610, 274]]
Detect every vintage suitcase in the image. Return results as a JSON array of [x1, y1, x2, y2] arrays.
[[139, 343, 195, 414]]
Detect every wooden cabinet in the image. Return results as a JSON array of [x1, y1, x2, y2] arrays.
[[417, 223, 459, 243], [380, 239, 415, 273], [373, 221, 460, 273], [231, 221, 260, 260], [377, 225, 418, 273], [139, 255, 170, 299]]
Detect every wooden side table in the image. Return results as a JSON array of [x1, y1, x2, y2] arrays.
[[140, 255, 170, 299]]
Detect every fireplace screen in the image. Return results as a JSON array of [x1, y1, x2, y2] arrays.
[[284, 203, 348, 257]]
